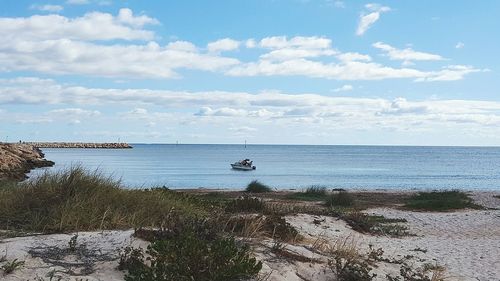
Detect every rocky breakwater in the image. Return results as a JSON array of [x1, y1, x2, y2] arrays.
[[26, 142, 133, 149], [0, 143, 55, 181]]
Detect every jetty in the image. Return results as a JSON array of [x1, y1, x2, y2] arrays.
[[25, 142, 133, 149]]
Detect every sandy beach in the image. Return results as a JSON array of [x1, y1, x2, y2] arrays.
[[1, 190, 499, 281]]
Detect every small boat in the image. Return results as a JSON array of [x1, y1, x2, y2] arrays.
[[231, 159, 256, 170]]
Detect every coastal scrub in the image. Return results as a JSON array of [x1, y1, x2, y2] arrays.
[[245, 180, 272, 193], [404, 190, 481, 211], [0, 167, 218, 232]]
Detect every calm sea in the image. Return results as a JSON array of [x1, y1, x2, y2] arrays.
[[28, 144, 500, 190]]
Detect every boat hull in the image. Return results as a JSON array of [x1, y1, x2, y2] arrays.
[[231, 164, 256, 170]]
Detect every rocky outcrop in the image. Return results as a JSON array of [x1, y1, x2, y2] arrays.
[[0, 143, 55, 181], [25, 142, 132, 149]]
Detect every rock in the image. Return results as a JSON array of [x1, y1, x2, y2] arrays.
[[0, 143, 55, 181]]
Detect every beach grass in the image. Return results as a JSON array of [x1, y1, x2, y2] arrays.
[[245, 180, 272, 193], [325, 190, 355, 207], [286, 185, 328, 201], [404, 190, 480, 211], [0, 167, 218, 233]]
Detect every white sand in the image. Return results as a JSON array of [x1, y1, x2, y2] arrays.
[[0, 230, 145, 281]]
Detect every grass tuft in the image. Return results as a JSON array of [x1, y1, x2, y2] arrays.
[[287, 185, 328, 201], [404, 190, 481, 211], [325, 191, 355, 207], [245, 180, 272, 193], [1, 259, 24, 275], [0, 167, 218, 232]]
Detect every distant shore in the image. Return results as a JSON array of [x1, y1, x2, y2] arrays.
[[25, 142, 133, 149]]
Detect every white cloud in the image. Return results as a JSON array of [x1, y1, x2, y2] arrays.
[[337, 52, 371, 62], [5, 77, 500, 143], [416, 65, 484, 82], [195, 107, 247, 117], [373, 42, 444, 63], [226, 58, 481, 81], [455, 42, 465, 49], [235, 37, 480, 81], [260, 36, 332, 49], [48, 108, 101, 117], [0, 9, 158, 41], [0, 39, 238, 79], [257, 36, 336, 61], [117, 8, 159, 28], [0, 11, 241, 79], [66, 0, 90, 4], [30, 4, 64, 12], [207, 38, 240, 53], [229, 126, 257, 133], [0, 11, 483, 83], [245, 39, 257, 48], [332, 84, 353, 92], [356, 3, 391, 36]]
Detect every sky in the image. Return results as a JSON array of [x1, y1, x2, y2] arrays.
[[1, 0, 500, 145]]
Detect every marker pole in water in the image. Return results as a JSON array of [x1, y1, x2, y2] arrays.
[[245, 140, 247, 148]]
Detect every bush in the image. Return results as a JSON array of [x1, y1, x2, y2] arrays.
[[325, 191, 355, 207], [341, 211, 409, 237], [404, 190, 480, 211], [287, 185, 328, 201], [245, 180, 272, 193], [327, 237, 376, 281], [120, 232, 262, 281], [225, 215, 300, 242], [0, 167, 217, 232]]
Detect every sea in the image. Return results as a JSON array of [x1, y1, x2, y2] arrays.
[[28, 144, 500, 190]]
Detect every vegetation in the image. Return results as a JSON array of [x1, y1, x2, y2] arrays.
[[341, 211, 410, 237], [287, 185, 328, 201], [120, 225, 262, 281], [325, 191, 355, 207], [0, 167, 218, 232], [387, 263, 446, 281], [245, 180, 272, 193], [404, 190, 480, 211], [225, 215, 301, 242], [326, 237, 376, 281], [226, 196, 265, 213], [1, 259, 25, 275]]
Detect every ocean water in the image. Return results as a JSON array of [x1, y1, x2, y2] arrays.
[[29, 144, 500, 190]]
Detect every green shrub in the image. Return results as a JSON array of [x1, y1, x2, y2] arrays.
[[404, 190, 480, 211], [120, 232, 262, 281], [325, 191, 355, 207], [245, 180, 272, 193]]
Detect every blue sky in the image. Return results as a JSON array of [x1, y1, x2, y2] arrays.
[[1, 0, 500, 145]]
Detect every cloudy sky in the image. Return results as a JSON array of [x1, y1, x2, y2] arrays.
[[1, 1, 500, 145]]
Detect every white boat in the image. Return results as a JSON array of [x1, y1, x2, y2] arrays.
[[231, 159, 256, 170]]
